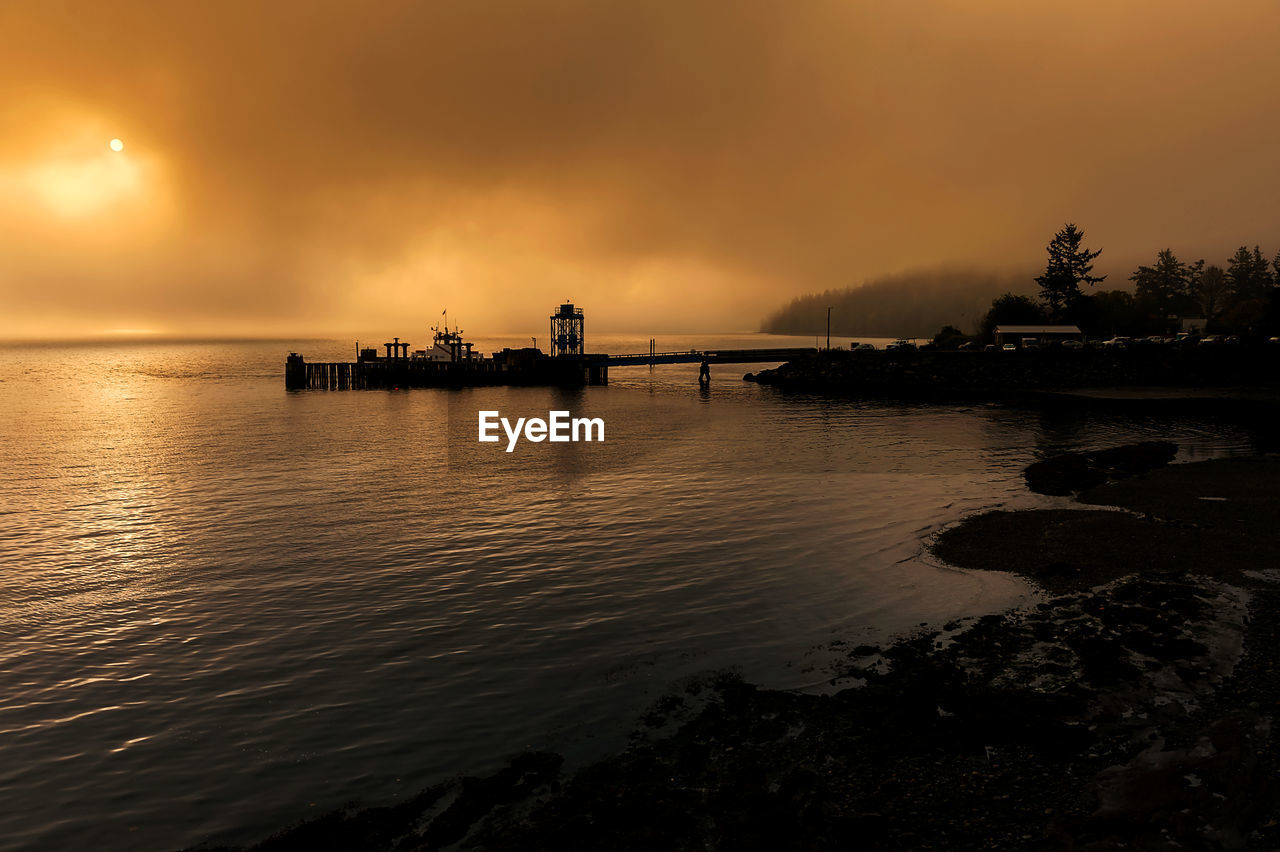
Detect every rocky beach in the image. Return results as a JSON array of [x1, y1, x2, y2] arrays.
[[221, 445, 1280, 851]]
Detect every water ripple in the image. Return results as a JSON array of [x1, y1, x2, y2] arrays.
[[0, 340, 1265, 850]]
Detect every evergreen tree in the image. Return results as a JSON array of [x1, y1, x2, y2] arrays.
[[1130, 249, 1192, 319], [1087, 290, 1143, 338], [1225, 245, 1273, 301], [1035, 223, 1106, 320], [1192, 264, 1229, 321], [979, 293, 1045, 341]]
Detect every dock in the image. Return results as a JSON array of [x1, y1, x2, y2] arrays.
[[600, 348, 818, 367], [285, 350, 609, 390], [285, 303, 815, 390]]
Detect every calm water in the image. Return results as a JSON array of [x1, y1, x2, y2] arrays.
[[0, 336, 1261, 850]]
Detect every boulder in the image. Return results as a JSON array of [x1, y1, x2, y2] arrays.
[[1025, 441, 1178, 496]]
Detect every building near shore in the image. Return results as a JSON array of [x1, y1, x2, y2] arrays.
[[994, 324, 1083, 347]]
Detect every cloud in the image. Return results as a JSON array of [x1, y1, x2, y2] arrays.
[[1, 0, 1279, 337]]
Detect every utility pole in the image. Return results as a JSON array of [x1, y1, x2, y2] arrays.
[[826, 306, 832, 351]]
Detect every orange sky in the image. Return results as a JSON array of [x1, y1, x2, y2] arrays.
[[2, 0, 1279, 339]]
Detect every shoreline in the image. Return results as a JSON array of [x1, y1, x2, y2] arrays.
[[749, 348, 1280, 405], [214, 451, 1280, 851]]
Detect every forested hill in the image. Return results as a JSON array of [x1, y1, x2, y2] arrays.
[[761, 268, 1037, 338]]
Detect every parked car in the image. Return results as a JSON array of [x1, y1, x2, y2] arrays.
[[1001, 343, 1017, 351], [854, 342, 877, 351], [1061, 339, 1084, 350], [1175, 333, 1201, 348]]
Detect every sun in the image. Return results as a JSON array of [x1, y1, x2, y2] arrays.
[[108, 138, 124, 152]]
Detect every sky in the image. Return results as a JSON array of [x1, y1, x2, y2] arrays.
[[2, 0, 1279, 339]]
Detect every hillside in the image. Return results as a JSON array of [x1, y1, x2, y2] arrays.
[[761, 268, 1037, 339]]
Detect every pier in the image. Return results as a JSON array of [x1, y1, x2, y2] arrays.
[[285, 302, 816, 390], [599, 348, 818, 367], [285, 350, 605, 390]]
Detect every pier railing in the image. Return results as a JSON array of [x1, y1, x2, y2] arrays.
[[599, 347, 816, 366]]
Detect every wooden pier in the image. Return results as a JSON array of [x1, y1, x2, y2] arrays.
[[598, 347, 816, 367], [285, 347, 817, 391], [285, 302, 816, 391], [285, 352, 606, 391]]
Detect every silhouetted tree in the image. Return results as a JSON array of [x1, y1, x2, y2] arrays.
[[1217, 297, 1270, 335], [979, 293, 1045, 341], [1267, 289, 1280, 336], [1035, 224, 1106, 320], [1226, 245, 1273, 301], [931, 325, 969, 349], [1130, 249, 1193, 322], [1082, 290, 1147, 338], [1191, 264, 1229, 322]]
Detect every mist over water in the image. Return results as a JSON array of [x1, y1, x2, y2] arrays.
[[0, 337, 1261, 850]]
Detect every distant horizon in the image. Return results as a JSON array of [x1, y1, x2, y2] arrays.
[[5, 2, 1278, 340], [0, 328, 813, 347]]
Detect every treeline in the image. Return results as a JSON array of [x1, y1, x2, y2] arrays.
[[983, 226, 1280, 340], [764, 227, 1280, 343], [759, 268, 1036, 338]]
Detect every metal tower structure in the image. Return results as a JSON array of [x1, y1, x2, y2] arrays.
[[550, 302, 584, 358]]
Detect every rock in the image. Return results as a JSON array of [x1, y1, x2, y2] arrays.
[[1024, 441, 1177, 495]]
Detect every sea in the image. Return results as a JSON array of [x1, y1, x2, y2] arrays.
[[0, 334, 1262, 850]]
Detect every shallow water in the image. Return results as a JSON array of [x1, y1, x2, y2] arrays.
[[0, 336, 1261, 850]]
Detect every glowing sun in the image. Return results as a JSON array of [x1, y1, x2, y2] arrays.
[[108, 138, 124, 152]]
